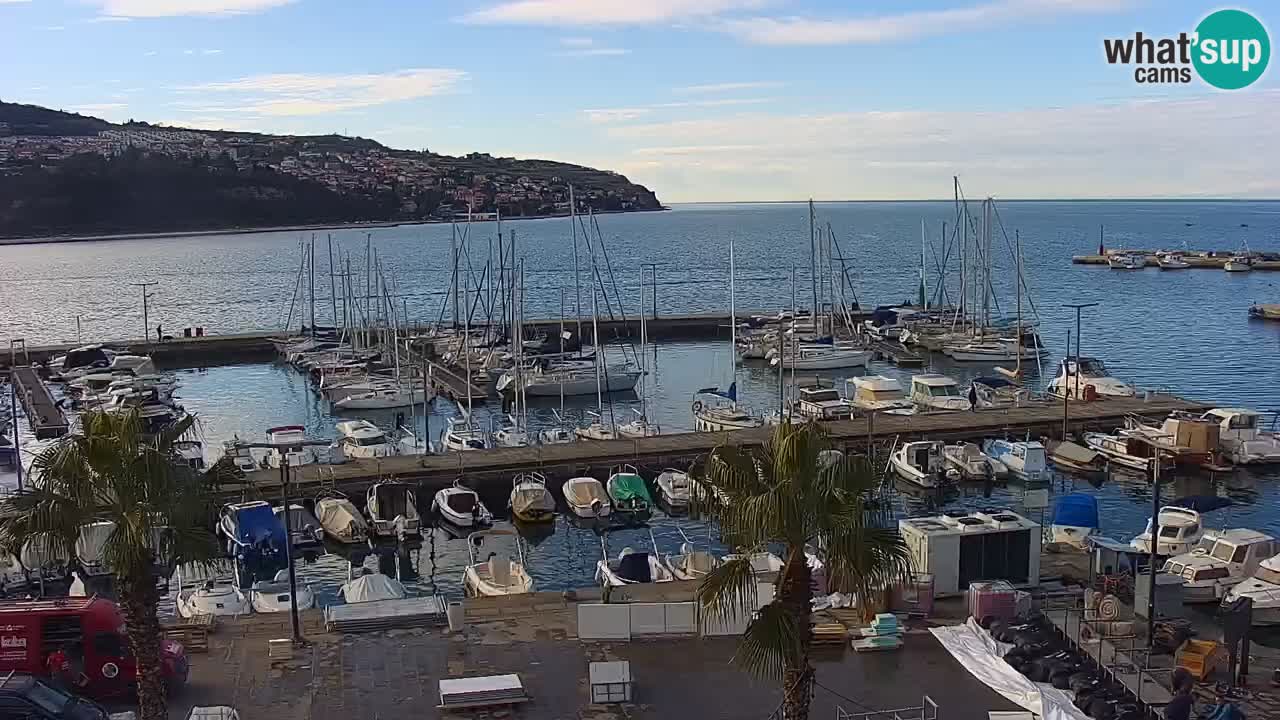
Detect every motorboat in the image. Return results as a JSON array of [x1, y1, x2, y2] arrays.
[[509, 472, 555, 523], [575, 420, 619, 441], [58, 353, 156, 382], [341, 569, 407, 603], [74, 521, 116, 578], [432, 480, 492, 528], [1200, 408, 1280, 465], [335, 420, 397, 459], [1046, 357, 1136, 399], [1249, 303, 1280, 321], [1082, 432, 1174, 474], [273, 503, 324, 549], [607, 465, 653, 516], [49, 344, 114, 378], [218, 500, 287, 587], [174, 439, 205, 470], [221, 437, 260, 472], [655, 469, 693, 510], [538, 425, 576, 445], [981, 439, 1047, 483], [1107, 252, 1147, 270], [768, 343, 872, 370], [333, 385, 428, 410], [366, 481, 422, 538], [692, 383, 762, 432], [909, 374, 970, 412], [890, 440, 956, 488], [596, 530, 674, 586], [1121, 414, 1219, 468], [845, 375, 915, 414], [463, 528, 535, 597], [250, 568, 316, 614], [666, 541, 720, 580], [315, 492, 369, 543], [1132, 506, 1203, 556], [724, 551, 786, 574], [1224, 254, 1253, 272], [562, 475, 611, 518], [1162, 529, 1276, 603], [942, 335, 1048, 363], [1157, 252, 1191, 269], [942, 442, 1007, 481], [441, 418, 489, 451], [492, 418, 533, 448], [1045, 439, 1109, 482], [617, 412, 661, 438], [174, 560, 251, 618], [264, 426, 320, 468], [970, 376, 1033, 409], [1224, 555, 1280, 624], [1050, 494, 1099, 549], [792, 384, 852, 421]]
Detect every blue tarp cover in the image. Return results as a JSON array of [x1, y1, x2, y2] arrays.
[[233, 503, 286, 546], [1053, 494, 1099, 528]]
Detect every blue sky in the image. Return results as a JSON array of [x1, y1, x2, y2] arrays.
[[1, 0, 1277, 201]]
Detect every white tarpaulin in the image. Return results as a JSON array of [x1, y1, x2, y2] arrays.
[[76, 521, 115, 570], [317, 497, 368, 542], [930, 619, 1090, 720], [341, 573, 406, 603]]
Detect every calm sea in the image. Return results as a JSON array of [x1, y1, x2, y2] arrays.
[[2, 201, 1279, 605]]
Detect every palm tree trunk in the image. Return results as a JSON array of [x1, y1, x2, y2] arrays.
[[780, 547, 814, 720], [120, 571, 167, 720]]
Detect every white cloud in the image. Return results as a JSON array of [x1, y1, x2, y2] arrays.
[[584, 108, 652, 123], [560, 36, 595, 47], [72, 103, 127, 115], [558, 47, 630, 57], [87, 15, 132, 23], [463, 0, 762, 25], [45, 25, 67, 31], [180, 68, 467, 117], [585, 97, 773, 123], [675, 81, 782, 94], [203, 49, 223, 55], [720, 0, 1126, 46], [93, 0, 295, 18]]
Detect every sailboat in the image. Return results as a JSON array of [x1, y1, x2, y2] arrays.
[[618, 283, 659, 438], [441, 215, 488, 452], [694, 239, 763, 432]]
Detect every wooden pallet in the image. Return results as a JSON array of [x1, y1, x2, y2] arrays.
[[810, 623, 848, 645], [164, 624, 210, 653], [852, 637, 903, 653]]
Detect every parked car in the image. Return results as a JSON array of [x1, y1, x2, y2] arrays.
[[0, 670, 115, 719]]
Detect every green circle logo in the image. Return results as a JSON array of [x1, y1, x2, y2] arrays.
[[1193, 9, 1270, 90]]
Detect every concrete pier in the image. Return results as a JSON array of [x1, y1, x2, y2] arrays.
[[9, 365, 68, 439], [1073, 253, 1280, 270]]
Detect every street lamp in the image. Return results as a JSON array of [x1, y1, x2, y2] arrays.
[[238, 436, 331, 646], [1061, 302, 1099, 400]]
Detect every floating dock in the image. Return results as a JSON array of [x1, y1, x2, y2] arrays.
[[218, 393, 1209, 503], [9, 365, 68, 439], [868, 339, 925, 367]]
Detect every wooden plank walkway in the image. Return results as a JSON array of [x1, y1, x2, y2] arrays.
[[219, 393, 1209, 502], [10, 366, 68, 439], [868, 339, 925, 367]]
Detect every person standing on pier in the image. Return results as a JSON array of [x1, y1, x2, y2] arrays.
[[156, 324, 163, 342], [968, 384, 978, 412]]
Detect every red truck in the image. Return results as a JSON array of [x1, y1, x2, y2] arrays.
[[0, 597, 188, 700]]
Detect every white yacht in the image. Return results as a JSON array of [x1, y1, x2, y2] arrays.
[[943, 442, 1008, 481], [768, 343, 872, 370], [890, 441, 957, 488], [1157, 252, 1191, 269], [845, 375, 914, 414], [793, 384, 852, 421], [562, 475, 611, 518], [463, 528, 534, 597], [1224, 555, 1280, 624], [441, 417, 489, 451], [1200, 408, 1280, 465], [1162, 529, 1275, 603], [509, 365, 642, 397], [692, 384, 762, 432], [264, 426, 319, 468], [942, 335, 1048, 363], [1224, 254, 1254, 272], [432, 481, 493, 527], [1132, 506, 1203, 556], [335, 420, 397, 459], [909, 374, 970, 412], [333, 385, 428, 410], [596, 530, 674, 587], [981, 439, 1046, 482], [617, 412, 661, 438], [174, 560, 250, 618], [492, 417, 533, 448], [1046, 357, 1136, 399], [1082, 432, 1174, 474], [655, 469, 693, 510], [221, 437, 260, 473]]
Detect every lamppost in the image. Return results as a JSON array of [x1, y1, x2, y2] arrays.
[[131, 281, 157, 343], [640, 264, 657, 319], [1062, 302, 1099, 400], [1134, 435, 1169, 647]]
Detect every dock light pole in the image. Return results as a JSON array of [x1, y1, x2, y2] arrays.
[[131, 281, 158, 343], [1062, 302, 1099, 401]]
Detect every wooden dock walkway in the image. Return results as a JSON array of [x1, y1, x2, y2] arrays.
[[868, 339, 925, 367], [9, 365, 68, 439], [219, 393, 1209, 503]]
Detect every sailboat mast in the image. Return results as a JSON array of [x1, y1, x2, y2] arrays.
[[1015, 229, 1023, 377], [464, 235, 473, 420], [920, 219, 928, 312], [570, 185, 583, 351], [729, 237, 737, 367], [591, 260, 603, 415], [808, 199, 818, 325], [308, 236, 316, 338]]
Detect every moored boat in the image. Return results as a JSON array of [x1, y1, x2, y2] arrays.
[[315, 491, 369, 543], [1050, 493, 1099, 549], [463, 528, 534, 597], [890, 440, 955, 488], [562, 476, 611, 518], [1132, 506, 1203, 556], [509, 472, 555, 523], [981, 439, 1047, 483], [432, 480, 492, 528], [367, 480, 423, 538], [607, 465, 653, 517]]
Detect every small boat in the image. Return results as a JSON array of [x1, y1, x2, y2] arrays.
[[174, 439, 206, 470], [1045, 439, 1108, 481], [315, 491, 369, 543], [75, 521, 116, 578], [943, 442, 1007, 481], [463, 528, 535, 597], [692, 383, 762, 432], [509, 472, 555, 523], [724, 551, 786, 574], [492, 418, 532, 448], [1224, 254, 1253, 272], [1224, 554, 1280, 624], [845, 375, 915, 414], [792, 383, 853, 421], [513, 365, 642, 397], [1157, 252, 1191, 269], [366, 481, 422, 538], [264, 426, 319, 468], [890, 440, 956, 488], [432, 480, 492, 528], [1162, 529, 1276, 603], [768, 343, 872, 370], [1046, 357, 1136, 399], [666, 541, 720, 580], [335, 419, 397, 459], [218, 500, 287, 586], [1132, 506, 1203, 556], [221, 437, 260, 472], [1050, 493, 1099, 549], [596, 530, 674, 586], [1108, 252, 1147, 270], [606, 465, 653, 516], [655, 469, 693, 510], [909, 374, 970, 412], [562, 475, 611, 518], [441, 418, 489, 451], [1082, 432, 1174, 474], [617, 413, 661, 438], [341, 569, 407, 603], [250, 568, 316, 614], [333, 385, 428, 410], [981, 439, 1047, 483], [273, 503, 325, 549], [1250, 303, 1280, 321], [175, 560, 251, 618], [538, 425, 576, 445], [1200, 408, 1280, 465], [575, 420, 619, 441]]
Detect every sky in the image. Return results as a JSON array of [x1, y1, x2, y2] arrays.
[[0, 0, 1277, 202]]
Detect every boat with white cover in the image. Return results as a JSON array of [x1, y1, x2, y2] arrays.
[[463, 528, 534, 597], [1162, 529, 1275, 603], [596, 530, 674, 587], [909, 374, 970, 412], [509, 472, 555, 523], [943, 443, 1007, 481], [562, 476, 611, 518], [1224, 555, 1280, 624], [1046, 357, 1135, 399], [981, 439, 1047, 482], [1132, 506, 1203, 556], [1200, 408, 1280, 465], [335, 420, 397, 459], [366, 481, 422, 538], [175, 560, 251, 618], [341, 569, 407, 603], [75, 521, 116, 578], [666, 531, 721, 581], [250, 568, 316, 613], [793, 384, 852, 421], [432, 481, 492, 528], [315, 492, 369, 543], [890, 441, 956, 488]]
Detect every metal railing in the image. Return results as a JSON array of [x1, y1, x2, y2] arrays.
[[837, 696, 938, 720]]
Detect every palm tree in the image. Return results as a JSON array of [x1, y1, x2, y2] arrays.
[[694, 421, 913, 720], [0, 410, 225, 720]]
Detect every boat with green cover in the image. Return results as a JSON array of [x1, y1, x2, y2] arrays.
[[606, 465, 653, 515]]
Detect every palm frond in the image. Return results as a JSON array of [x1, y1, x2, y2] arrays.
[[696, 554, 760, 625], [730, 601, 802, 681]]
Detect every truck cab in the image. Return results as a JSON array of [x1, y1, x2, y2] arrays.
[[0, 597, 188, 700]]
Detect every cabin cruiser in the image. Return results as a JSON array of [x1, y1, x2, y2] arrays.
[[1082, 432, 1175, 474], [562, 475, 611, 518], [862, 307, 917, 340], [1047, 357, 1135, 399], [692, 383, 762, 432], [1224, 555, 1280, 624], [221, 437, 260, 472], [432, 480, 492, 528], [441, 418, 489, 451], [175, 560, 251, 618], [341, 569, 407, 603], [1050, 494, 1099, 549], [1121, 414, 1218, 467], [970, 377, 1033, 409], [335, 420, 397, 459], [367, 481, 422, 538], [49, 344, 114, 379], [607, 465, 653, 517], [596, 530, 675, 586], [943, 442, 1008, 481], [890, 441, 957, 488], [656, 469, 693, 510], [264, 426, 321, 468], [981, 439, 1047, 482], [792, 384, 853, 421], [273, 503, 324, 549], [768, 342, 872, 370], [845, 375, 914, 414], [1200, 408, 1280, 465], [219, 501, 288, 587], [250, 568, 316, 614], [509, 472, 555, 523], [1132, 506, 1203, 556], [57, 353, 155, 382], [1107, 252, 1147, 270], [1224, 253, 1253, 272], [463, 528, 534, 597], [1156, 252, 1191, 269], [1045, 440, 1109, 482], [1161, 529, 1276, 603], [909, 374, 970, 412], [315, 492, 369, 543]]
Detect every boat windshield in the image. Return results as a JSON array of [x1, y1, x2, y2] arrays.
[[1077, 359, 1107, 376], [861, 389, 904, 401], [929, 385, 959, 397], [1255, 566, 1280, 585], [1194, 537, 1217, 553], [803, 389, 841, 402], [355, 435, 386, 446], [1211, 543, 1238, 562]]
